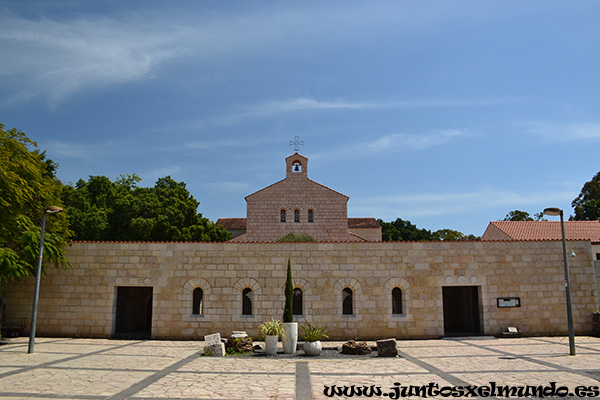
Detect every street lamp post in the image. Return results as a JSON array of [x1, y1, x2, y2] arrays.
[[28, 206, 63, 354], [543, 207, 576, 356]]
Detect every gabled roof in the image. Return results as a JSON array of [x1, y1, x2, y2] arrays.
[[348, 218, 381, 229], [216, 217, 381, 231], [482, 220, 600, 241], [215, 218, 247, 231], [244, 178, 349, 201]]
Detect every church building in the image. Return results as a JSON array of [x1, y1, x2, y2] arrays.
[[217, 153, 381, 242]]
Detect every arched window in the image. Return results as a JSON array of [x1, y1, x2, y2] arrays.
[[342, 287, 353, 315], [280, 209, 286, 223], [294, 209, 300, 223], [192, 288, 203, 315], [242, 288, 253, 315], [293, 288, 303, 315], [392, 287, 403, 315], [308, 209, 314, 223]]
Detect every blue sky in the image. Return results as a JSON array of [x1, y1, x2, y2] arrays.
[[1, 1, 599, 237]]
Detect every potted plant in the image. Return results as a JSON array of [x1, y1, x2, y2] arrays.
[[259, 318, 283, 355], [301, 320, 329, 356], [282, 259, 298, 354]]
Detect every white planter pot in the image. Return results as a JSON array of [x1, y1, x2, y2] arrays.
[[265, 335, 278, 355], [282, 322, 298, 354], [303, 340, 322, 356]]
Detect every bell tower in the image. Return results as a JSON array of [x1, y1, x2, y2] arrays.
[[286, 153, 308, 179]]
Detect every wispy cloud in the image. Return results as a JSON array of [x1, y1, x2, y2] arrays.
[[186, 97, 504, 128], [44, 139, 118, 160], [311, 129, 469, 161], [256, 97, 503, 114], [522, 121, 600, 142], [0, 0, 520, 108], [206, 181, 252, 194], [184, 140, 246, 151], [363, 130, 466, 152], [0, 14, 187, 106], [351, 187, 576, 221], [142, 166, 182, 181]]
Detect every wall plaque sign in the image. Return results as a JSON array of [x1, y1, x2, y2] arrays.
[[497, 297, 521, 308]]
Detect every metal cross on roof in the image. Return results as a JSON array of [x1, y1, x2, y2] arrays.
[[289, 136, 304, 152]]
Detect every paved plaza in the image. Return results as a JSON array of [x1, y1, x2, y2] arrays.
[[1, 336, 600, 400]]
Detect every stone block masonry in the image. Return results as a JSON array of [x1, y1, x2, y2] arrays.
[[2, 240, 597, 340]]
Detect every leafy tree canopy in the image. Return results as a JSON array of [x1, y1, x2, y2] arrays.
[[503, 210, 534, 221], [276, 232, 315, 242], [62, 174, 231, 242], [0, 124, 71, 283], [379, 218, 432, 241], [378, 218, 478, 241], [431, 229, 479, 241], [572, 171, 600, 221], [502, 210, 546, 221]]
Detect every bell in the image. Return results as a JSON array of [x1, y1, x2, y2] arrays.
[[294, 164, 300, 172]]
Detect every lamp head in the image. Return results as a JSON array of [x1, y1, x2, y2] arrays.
[[45, 206, 63, 214], [543, 207, 562, 216]]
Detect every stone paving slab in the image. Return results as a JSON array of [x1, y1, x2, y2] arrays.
[[1, 336, 600, 400]]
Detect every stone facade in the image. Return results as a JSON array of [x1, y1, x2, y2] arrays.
[[2, 240, 597, 340]]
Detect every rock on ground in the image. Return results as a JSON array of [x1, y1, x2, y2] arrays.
[[341, 340, 372, 355]]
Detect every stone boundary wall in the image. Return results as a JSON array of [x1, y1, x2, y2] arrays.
[[1, 240, 596, 340]]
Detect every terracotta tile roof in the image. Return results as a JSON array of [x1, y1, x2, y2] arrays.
[[217, 217, 381, 231], [348, 218, 381, 229], [482, 220, 600, 241], [244, 178, 349, 200], [215, 218, 247, 230]]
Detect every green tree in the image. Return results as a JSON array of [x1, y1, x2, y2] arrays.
[[0, 124, 71, 283], [378, 218, 432, 241], [572, 171, 600, 221], [283, 259, 294, 323], [62, 174, 231, 242], [431, 229, 479, 241], [276, 232, 315, 242], [503, 210, 534, 221], [379, 218, 478, 241]]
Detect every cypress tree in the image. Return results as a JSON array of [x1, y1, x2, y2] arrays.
[[283, 259, 294, 322]]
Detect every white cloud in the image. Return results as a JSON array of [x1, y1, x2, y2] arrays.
[[142, 166, 182, 181], [185, 96, 507, 128], [364, 130, 465, 152], [522, 121, 600, 142], [0, 0, 525, 108], [311, 129, 469, 161], [206, 181, 252, 194], [247, 97, 505, 118], [44, 139, 117, 160], [184, 140, 245, 151], [350, 187, 576, 221], [0, 14, 186, 105]]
